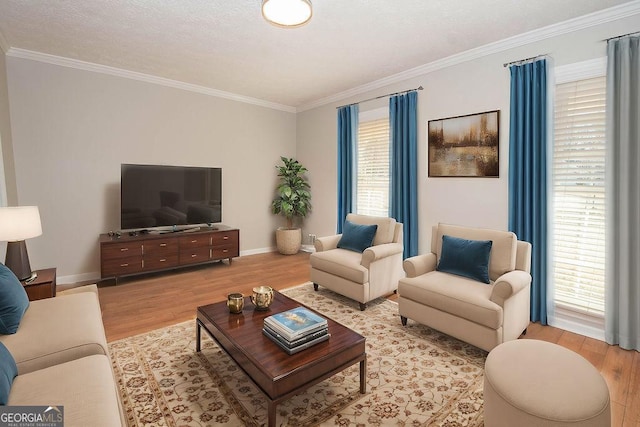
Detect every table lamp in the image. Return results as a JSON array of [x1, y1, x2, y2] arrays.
[[0, 206, 42, 281]]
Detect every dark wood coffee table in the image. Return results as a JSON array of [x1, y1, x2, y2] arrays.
[[196, 290, 366, 427]]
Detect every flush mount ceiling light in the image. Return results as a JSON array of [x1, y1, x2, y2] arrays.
[[262, 0, 312, 28]]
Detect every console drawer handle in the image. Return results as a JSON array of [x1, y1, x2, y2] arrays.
[[160, 243, 167, 247], [222, 249, 228, 253], [120, 263, 129, 267], [191, 254, 197, 258], [223, 236, 229, 240], [120, 248, 129, 252], [191, 240, 197, 243], [159, 259, 166, 262]]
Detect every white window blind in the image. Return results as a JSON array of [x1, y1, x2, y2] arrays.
[[552, 76, 606, 317], [357, 117, 389, 217]]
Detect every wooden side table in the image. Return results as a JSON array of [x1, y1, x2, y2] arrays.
[[22, 268, 57, 301]]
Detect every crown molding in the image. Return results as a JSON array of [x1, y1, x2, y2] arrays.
[[0, 30, 9, 54], [298, 0, 640, 111], [6, 48, 297, 113], [3, 1, 639, 113]]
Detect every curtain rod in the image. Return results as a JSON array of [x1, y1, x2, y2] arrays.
[[503, 54, 549, 68], [603, 30, 640, 42], [336, 86, 423, 109]]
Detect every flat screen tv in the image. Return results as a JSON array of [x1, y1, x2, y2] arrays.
[[121, 164, 222, 230]]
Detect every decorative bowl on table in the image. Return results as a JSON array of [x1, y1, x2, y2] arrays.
[[227, 293, 244, 314], [251, 286, 274, 310]]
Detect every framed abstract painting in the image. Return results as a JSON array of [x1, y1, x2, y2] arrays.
[[428, 110, 499, 177]]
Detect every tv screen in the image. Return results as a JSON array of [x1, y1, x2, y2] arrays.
[[121, 164, 222, 230]]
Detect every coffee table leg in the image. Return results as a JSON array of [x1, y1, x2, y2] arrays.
[[268, 400, 276, 427], [196, 321, 201, 352], [360, 356, 366, 393]]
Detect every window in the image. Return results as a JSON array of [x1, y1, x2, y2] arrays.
[[356, 109, 389, 217], [552, 75, 606, 321]]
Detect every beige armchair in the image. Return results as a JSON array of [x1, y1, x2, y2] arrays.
[[310, 213, 404, 310], [398, 223, 532, 352]]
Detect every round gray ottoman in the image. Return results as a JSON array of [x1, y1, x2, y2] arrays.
[[483, 339, 610, 427]]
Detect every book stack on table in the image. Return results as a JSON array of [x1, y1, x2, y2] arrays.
[[263, 307, 330, 355]]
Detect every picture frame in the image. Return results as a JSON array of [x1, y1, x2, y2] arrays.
[[428, 110, 500, 177]]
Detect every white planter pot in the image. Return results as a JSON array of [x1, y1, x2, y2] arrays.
[[276, 228, 302, 255]]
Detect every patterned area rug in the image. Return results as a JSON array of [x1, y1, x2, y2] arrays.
[[109, 283, 487, 426]]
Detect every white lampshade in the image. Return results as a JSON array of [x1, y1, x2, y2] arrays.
[[262, 0, 312, 28], [0, 206, 43, 242]]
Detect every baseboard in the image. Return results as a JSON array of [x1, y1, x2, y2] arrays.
[[58, 271, 101, 285], [240, 247, 276, 256]]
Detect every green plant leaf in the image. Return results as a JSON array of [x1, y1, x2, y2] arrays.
[[271, 157, 312, 224]]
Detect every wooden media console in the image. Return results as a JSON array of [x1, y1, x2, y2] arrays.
[[99, 225, 239, 281]]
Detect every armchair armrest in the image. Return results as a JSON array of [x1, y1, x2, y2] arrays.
[[403, 253, 437, 278], [314, 235, 341, 252], [490, 270, 532, 306], [361, 243, 403, 268]]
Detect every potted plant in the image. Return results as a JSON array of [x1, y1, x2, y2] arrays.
[[271, 156, 311, 255]]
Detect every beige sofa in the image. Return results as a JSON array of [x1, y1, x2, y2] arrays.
[[0, 285, 125, 427], [398, 224, 532, 352], [310, 213, 404, 310]]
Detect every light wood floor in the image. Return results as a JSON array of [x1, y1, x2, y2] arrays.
[[95, 251, 639, 427]]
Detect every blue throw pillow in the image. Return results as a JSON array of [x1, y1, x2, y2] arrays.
[[337, 220, 378, 253], [437, 235, 493, 284], [0, 342, 17, 405], [0, 263, 30, 335]]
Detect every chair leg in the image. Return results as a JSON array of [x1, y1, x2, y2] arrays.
[[400, 316, 407, 326], [313, 283, 318, 291], [522, 328, 527, 336], [359, 302, 366, 311]]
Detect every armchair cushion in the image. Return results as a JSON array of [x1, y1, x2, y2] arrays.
[[399, 272, 502, 329], [309, 248, 368, 284], [437, 235, 492, 284], [435, 224, 517, 281], [0, 264, 30, 335], [337, 220, 378, 253], [0, 342, 17, 404], [346, 213, 396, 245]]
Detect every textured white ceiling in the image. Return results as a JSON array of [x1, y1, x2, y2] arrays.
[[0, 0, 634, 109]]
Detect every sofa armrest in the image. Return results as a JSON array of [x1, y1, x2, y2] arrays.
[[361, 243, 403, 268], [490, 270, 532, 305], [314, 235, 341, 252], [403, 253, 437, 278]]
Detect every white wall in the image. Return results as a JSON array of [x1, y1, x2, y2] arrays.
[[296, 15, 639, 253], [6, 58, 296, 282]]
